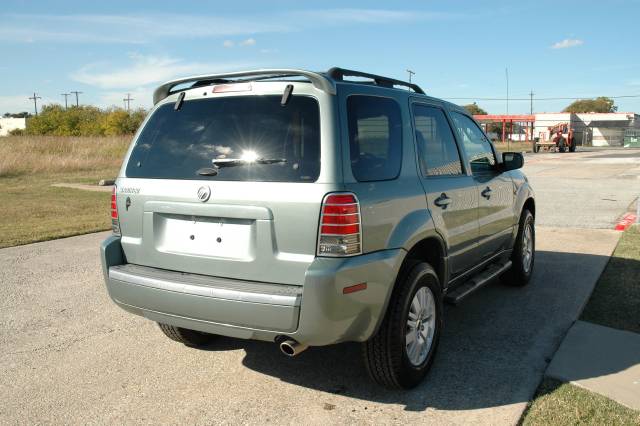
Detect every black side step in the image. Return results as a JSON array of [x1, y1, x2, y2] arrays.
[[444, 260, 512, 305]]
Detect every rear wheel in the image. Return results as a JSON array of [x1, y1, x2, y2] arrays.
[[157, 323, 216, 347], [558, 139, 566, 153], [363, 262, 443, 389], [569, 143, 576, 152], [504, 209, 535, 286]]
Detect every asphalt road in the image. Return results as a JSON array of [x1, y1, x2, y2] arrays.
[[1, 148, 638, 424]]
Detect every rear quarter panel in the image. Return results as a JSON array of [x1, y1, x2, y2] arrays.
[[335, 84, 436, 254]]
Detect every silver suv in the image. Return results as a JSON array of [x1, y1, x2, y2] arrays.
[[101, 68, 535, 389]]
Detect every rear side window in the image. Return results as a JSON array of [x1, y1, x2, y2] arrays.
[[125, 95, 320, 182], [347, 96, 402, 181], [413, 105, 463, 176]]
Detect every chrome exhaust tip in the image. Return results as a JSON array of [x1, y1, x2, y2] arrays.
[[279, 339, 308, 357]]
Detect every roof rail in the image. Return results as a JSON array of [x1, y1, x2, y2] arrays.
[[327, 67, 425, 94], [152, 69, 336, 104]]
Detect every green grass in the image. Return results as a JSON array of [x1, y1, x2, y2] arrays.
[[580, 225, 640, 333], [0, 136, 129, 248], [0, 172, 117, 248], [521, 378, 640, 425]]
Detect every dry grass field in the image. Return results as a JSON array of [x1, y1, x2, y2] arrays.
[[0, 136, 130, 248]]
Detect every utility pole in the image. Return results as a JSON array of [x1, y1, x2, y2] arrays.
[[505, 68, 510, 150], [123, 93, 134, 111], [28, 92, 42, 116], [61, 93, 70, 109], [70, 91, 83, 107], [406, 69, 415, 84], [529, 90, 534, 114], [505, 67, 509, 115]]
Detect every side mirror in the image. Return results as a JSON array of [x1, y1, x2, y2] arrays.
[[500, 152, 524, 171]]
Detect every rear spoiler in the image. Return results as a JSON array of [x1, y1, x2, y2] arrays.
[[152, 69, 337, 104]]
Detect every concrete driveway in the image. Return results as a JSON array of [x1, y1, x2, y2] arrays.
[[1, 148, 637, 424]]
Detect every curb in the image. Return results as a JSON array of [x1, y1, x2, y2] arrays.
[[614, 213, 637, 231]]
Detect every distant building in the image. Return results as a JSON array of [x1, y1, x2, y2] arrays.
[[0, 117, 26, 136], [474, 112, 640, 147], [534, 112, 640, 147]]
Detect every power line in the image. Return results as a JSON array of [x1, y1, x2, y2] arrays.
[[61, 93, 70, 109], [529, 90, 534, 114], [444, 94, 640, 101], [28, 92, 42, 116], [70, 91, 83, 107], [406, 69, 415, 84], [123, 93, 134, 111]]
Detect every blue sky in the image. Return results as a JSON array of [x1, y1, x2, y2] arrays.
[[1, 0, 639, 114]]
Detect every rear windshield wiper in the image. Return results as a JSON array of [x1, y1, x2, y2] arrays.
[[211, 158, 287, 168]]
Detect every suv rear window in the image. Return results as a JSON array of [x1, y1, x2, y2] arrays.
[[347, 96, 402, 181], [125, 95, 320, 182]]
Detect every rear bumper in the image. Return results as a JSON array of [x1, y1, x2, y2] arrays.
[[101, 235, 405, 346]]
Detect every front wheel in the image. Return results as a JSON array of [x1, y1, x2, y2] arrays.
[[363, 263, 443, 389], [504, 209, 535, 286]]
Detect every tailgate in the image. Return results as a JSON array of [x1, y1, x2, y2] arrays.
[[116, 179, 336, 285]]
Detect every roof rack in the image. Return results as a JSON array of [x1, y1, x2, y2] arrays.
[[152, 69, 336, 104], [327, 67, 425, 94]]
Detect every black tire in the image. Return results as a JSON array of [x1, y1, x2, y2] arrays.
[[558, 139, 566, 153], [157, 323, 215, 347], [534, 145, 540, 153], [363, 262, 443, 389], [569, 144, 576, 152], [504, 209, 535, 286]]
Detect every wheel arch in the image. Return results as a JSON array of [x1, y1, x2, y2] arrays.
[[523, 197, 535, 218], [369, 234, 448, 339]]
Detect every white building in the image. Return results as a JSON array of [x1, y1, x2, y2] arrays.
[[534, 112, 639, 147], [0, 117, 26, 136]]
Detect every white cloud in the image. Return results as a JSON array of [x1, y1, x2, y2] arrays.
[[222, 40, 235, 48], [551, 38, 584, 49], [0, 10, 462, 44], [240, 38, 256, 46], [70, 53, 249, 89]]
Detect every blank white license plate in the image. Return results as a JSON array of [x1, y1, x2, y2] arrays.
[[156, 214, 255, 260]]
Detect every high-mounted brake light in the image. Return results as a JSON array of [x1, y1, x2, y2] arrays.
[[212, 82, 252, 93], [111, 186, 121, 235], [317, 193, 362, 256]]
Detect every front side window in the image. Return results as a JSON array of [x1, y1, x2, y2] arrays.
[[347, 96, 402, 181], [126, 95, 320, 182], [413, 105, 463, 176], [450, 112, 496, 173]]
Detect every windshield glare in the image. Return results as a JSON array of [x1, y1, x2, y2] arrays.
[[125, 95, 320, 182]]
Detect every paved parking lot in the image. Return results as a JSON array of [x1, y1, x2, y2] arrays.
[[1, 149, 638, 424], [524, 149, 640, 228]]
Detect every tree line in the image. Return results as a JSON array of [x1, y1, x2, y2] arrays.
[[463, 96, 618, 116], [8, 105, 147, 136]]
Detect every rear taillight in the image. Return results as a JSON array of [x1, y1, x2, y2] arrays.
[[317, 193, 362, 256], [111, 186, 121, 235]]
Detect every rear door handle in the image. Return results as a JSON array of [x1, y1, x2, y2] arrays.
[[434, 193, 451, 209], [481, 187, 492, 200]]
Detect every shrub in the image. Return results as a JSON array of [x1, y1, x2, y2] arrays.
[[25, 105, 147, 136]]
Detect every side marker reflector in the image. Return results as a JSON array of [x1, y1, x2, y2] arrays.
[[343, 282, 367, 294]]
